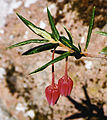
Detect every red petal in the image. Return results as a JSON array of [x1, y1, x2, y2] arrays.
[[61, 81, 69, 96], [58, 77, 63, 91], [68, 77, 73, 96], [52, 88, 60, 105], [45, 84, 60, 105], [45, 86, 52, 105]]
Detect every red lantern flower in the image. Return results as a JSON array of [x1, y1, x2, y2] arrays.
[[58, 75, 73, 96], [45, 84, 60, 105], [45, 49, 60, 105], [58, 57, 73, 96]]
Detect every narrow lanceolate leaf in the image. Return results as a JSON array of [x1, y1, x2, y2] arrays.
[[47, 8, 60, 41], [59, 36, 80, 52], [59, 36, 72, 48], [78, 43, 81, 52], [71, 45, 80, 53], [16, 13, 53, 41], [7, 39, 49, 49], [96, 31, 107, 36], [22, 43, 59, 55], [84, 6, 95, 51], [63, 26, 73, 45], [100, 47, 107, 55], [30, 52, 71, 74], [51, 50, 67, 54]]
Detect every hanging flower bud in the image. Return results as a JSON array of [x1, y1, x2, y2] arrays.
[[58, 75, 73, 96], [58, 57, 73, 96], [45, 49, 60, 105], [45, 84, 60, 105]]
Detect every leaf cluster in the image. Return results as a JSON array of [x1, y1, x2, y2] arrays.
[[8, 7, 96, 74]]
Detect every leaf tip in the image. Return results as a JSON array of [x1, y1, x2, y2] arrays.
[[63, 25, 68, 31], [22, 51, 28, 55], [29, 70, 37, 75], [47, 7, 50, 13], [16, 12, 22, 19], [29, 72, 33, 75], [93, 6, 96, 9], [6, 47, 9, 50], [22, 53, 26, 55], [63, 25, 66, 29], [16, 12, 20, 16], [6, 46, 13, 49]]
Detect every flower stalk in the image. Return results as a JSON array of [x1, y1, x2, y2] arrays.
[[52, 49, 55, 86]]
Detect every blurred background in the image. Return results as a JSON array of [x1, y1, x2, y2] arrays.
[[0, 0, 107, 120]]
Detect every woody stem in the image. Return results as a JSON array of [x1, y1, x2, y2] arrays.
[[52, 49, 55, 86], [84, 53, 107, 60], [65, 56, 68, 76]]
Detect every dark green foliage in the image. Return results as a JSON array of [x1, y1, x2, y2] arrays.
[[16, 13, 52, 41], [47, 8, 60, 41], [59, 36, 80, 52], [59, 36, 72, 48], [84, 6, 95, 51], [7, 39, 49, 49], [63, 26, 73, 45], [51, 50, 67, 54], [22, 43, 59, 55], [78, 43, 81, 52], [8, 7, 99, 74], [96, 31, 107, 36], [30, 52, 71, 74]]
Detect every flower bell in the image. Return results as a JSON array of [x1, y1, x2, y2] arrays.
[[45, 49, 60, 105], [45, 84, 60, 105], [58, 75, 73, 96], [58, 57, 73, 96]]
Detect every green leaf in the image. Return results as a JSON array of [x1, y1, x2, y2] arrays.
[[96, 31, 107, 36], [71, 45, 80, 53], [100, 47, 107, 55], [84, 6, 95, 51], [47, 8, 60, 41], [22, 43, 59, 55], [78, 43, 81, 52], [16, 13, 53, 41], [30, 52, 71, 74], [51, 50, 67, 54], [59, 36, 80, 52], [7, 39, 49, 49], [59, 36, 72, 48], [63, 26, 73, 45]]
